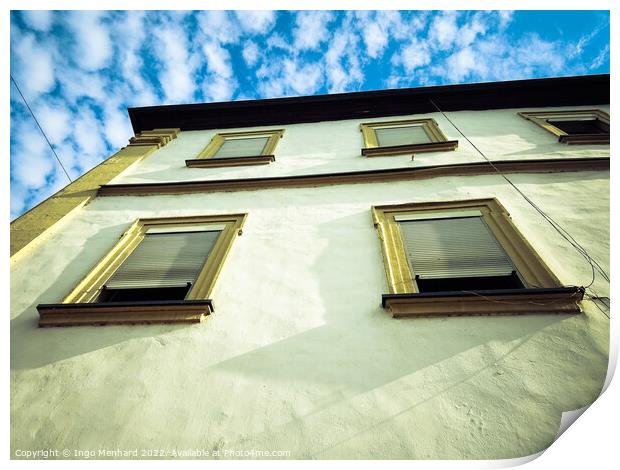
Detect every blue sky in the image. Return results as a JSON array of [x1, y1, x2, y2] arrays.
[[9, 10, 610, 220]]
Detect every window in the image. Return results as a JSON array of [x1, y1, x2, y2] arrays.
[[186, 129, 284, 168], [372, 199, 583, 318], [360, 119, 458, 157], [37, 214, 247, 326], [519, 110, 609, 144]]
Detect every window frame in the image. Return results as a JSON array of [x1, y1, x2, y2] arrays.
[[360, 118, 458, 157], [186, 129, 284, 168], [37, 213, 247, 326], [518, 109, 610, 144], [371, 198, 582, 317]]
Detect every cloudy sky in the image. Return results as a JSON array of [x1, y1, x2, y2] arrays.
[[9, 10, 610, 220]]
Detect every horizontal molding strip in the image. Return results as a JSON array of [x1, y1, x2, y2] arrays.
[[98, 157, 609, 197]]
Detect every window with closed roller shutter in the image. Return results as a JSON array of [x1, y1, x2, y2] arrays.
[[99, 228, 221, 302], [397, 214, 524, 292]]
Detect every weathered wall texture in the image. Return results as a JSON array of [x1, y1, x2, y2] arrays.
[[11, 166, 609, 458]]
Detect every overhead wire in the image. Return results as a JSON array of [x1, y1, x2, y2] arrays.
[[428, 98, 610, 318], [10, 74, 72, 183]]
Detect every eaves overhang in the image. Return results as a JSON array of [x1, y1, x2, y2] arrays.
[[128, 74, 609, 134]]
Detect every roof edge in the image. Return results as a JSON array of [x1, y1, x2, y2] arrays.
[[128, 74, 610, 134]]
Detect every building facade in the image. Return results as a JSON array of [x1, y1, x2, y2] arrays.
[[10, 75, 610, 459]]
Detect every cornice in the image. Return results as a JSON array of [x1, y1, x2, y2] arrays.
[[98, 157, 610, 197]]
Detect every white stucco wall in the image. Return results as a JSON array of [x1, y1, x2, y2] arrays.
[[111, 105, 610, 185], [11, 169, 609, 459]]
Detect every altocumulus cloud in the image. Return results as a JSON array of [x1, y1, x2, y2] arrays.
[[10, 10, 609, 219]]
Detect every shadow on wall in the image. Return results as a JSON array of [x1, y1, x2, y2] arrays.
[[11, 208, 571, 374], [195, 212, 580, 457], [10, 203, 603, 458], [10, 223, 192, 370], [208, 212, 564, 384]]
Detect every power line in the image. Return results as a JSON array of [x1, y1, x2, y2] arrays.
[[10, 74, 72, 183], [429, 99, 610, 318]]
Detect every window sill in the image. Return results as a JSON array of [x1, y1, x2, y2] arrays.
[[362, 140, 458, 157], [37, 300, 214, 327], [559, 134, 609, 145], [185, 155, 275, 168], [381, 287, 583, 318]]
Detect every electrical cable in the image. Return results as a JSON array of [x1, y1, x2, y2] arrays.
[[429, 99, 610, 285], [428, 98, 610, 319], [10, 74, 72, 183]]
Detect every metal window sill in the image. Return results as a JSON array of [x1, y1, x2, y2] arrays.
[[37, 299, 214, 327], [381, 287, 584, 318]]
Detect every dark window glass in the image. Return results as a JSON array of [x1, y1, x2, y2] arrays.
[[416, 272, 524, 293], [97, 285, 192, 303], [548, 119, 609, 135]]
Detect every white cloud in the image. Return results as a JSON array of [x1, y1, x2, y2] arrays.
[[11, 119, 55, 189], [590, 44, 610, 70], [203, 75, 237, 102], [293, 11, 334, 51], [56, 68, 108, 104], [362, 22, 388, 59], [22, 10, 53, 32], [11, 32, 55, 96], [235, 11, 276, 35], [498, 11, 514, 29], [325, 21, 363, 93], [257, 58, 323, 98], [72, 106, 107, 167], [439, 33, 566, 83], [515, 34, 564, 73], [406, 11, 430, 32], [203, 42, 233, 78], [197, 11, 240, 44], [114, 11, 157, 106], [457, 15, 486, 48], [266, 33, 293, 52], [35, 101, 72, 145], [154, 25, 197, 103], [445, 47, 480, 82], [376, 11, 410, 40], [429, 12, 459, 50], [242, 41, 260, 67], [103, 105, 132, 150], [52, 140, 81, 179], [66, 11, 113, 71], [567, 19, 609, 59], [201, 42, 237, 101], [397, 39, 432, 73], [10, 184, 28, 220], [283, 59, 323, 95], [358, 11, 408, 59], [389, 12, 574, 86]]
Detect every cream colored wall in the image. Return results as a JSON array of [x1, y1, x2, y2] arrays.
[[111, 105, 610, 185], [11, 170, 609, 459]]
